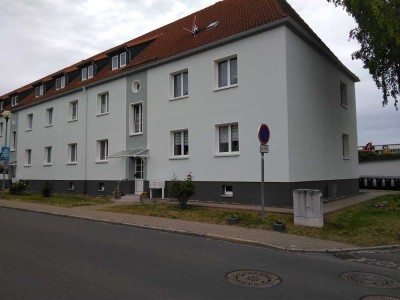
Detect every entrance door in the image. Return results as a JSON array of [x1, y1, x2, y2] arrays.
[[134, 157, 144, 194]]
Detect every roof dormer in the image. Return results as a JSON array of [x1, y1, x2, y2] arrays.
[[34, 84, 46, 98], [55, 74, 68, 90], [81, 63, 96, 81]]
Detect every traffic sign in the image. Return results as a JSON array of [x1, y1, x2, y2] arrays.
[[260, 144, 269, 153], [1, 147, 10, 161], [258, 124, 270, 145]]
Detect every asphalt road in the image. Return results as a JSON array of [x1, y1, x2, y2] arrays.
[[0, 208, 399, 300]]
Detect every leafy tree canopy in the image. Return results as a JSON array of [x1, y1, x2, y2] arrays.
[[327, 0, 400, 108]]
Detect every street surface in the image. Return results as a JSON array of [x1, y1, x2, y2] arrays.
[[0, 208, 399, 299]]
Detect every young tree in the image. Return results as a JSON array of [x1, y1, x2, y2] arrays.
[[167, 173, 195, 209], [327, 0, 400, 108]]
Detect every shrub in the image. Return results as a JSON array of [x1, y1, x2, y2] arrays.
[[167, 173, 195, 209], [9, 180, 28, 195], [41, 181, 53, 197]]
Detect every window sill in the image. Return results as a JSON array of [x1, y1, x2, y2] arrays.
[[129, 132, 143, 136], [341, 104, 348, 109], [10, 149, 15, 152], [343, 157, 350, 160], [25, 129, 33, 132], [45, 124, 53, 128], [214, 152, 240, 157], [96, 112, 109, 117], [95, 160, 108, 164], [68, 119, 78, 123], [221, 194, 233, 198], [169, 156, 189, 160], [43, 163, 52, 167], [169, 95, 189, 101], [66, 162, 77, 165], [213, 84, 238, 92], [24, 165, 31, 167]]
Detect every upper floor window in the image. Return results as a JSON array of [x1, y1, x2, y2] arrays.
[[46, 108, 53, 126], [129, 102, 143, 135], [44, 146, 52, 165], [56, 76, 67, 90], [68, 143, 77, 164], [81, 65, 94, 81], [35, 85, 45, 98], [96, 139, 108, 162], [27, 113, 33, 130], [340, 82, 348, 108], [112, 52, 127, 70], [0, 122, 3, 137], [172, 130, 189, 157], [11, 131, 16, 151], [97, 93, 109, 115], [216, 56, 238, 89], [25, 149, 32, 166], [171, 70, 188, 99], [342, 133, 350, 159], [216, 123, 239, 154], [11, 96, 18, 106], [69, 100, 78, 121]]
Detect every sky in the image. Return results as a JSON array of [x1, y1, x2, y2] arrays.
[[0, 0, 398, 146]]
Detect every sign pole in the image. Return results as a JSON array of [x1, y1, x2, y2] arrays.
[[258, 123, 270, 222], [261, 152, 265, 221]]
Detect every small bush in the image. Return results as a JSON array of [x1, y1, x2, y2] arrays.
[[167, 173, 195, 209], [41, 181, 53, 197], [9, 180, 28, 195]]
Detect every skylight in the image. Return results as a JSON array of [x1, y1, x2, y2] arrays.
[[206, 21, 220, 30]]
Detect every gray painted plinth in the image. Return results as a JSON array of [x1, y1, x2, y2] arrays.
[[293, 189, 324, 228]]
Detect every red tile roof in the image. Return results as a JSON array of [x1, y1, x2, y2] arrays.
[[1, 0, 357, 111]]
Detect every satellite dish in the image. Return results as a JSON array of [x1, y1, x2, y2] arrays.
[[183, 15, 199, 37]]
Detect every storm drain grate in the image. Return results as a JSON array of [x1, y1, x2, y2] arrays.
[[361, 296, 400, 300], [333, 252, 359, 260], [340, 272, 400, 289], [226, 270, 281, 288]]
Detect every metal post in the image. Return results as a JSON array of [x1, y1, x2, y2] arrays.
[[261, 152, 265, 221]]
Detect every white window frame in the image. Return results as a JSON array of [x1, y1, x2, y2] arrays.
[[11, 96, 18, 107], [82, 68, 88, 81], [97, 93, 109, 115], [56, 76, 67, 90], [45, 107, 53, 127], [215, 123, 239, 156], [35, 85, 45, 97], [215, 55, 238, 90], [11, 131, 16, 151], [0, 122, 3, 137], [98, 183, 105, 192], [170, 69, 189, 100], [112, 52, 127, 70], [129, 102, 143, 135], [68, 143, 77, 164], [69, 100, 78, 121], [170, 129, 189, 159], [340, 81, 348, 108], [88, 65, 94, 79], [26, 113, 33, 131], [69, 182, 75, 191], [25, 149, 32, 167], [96, 139, 108, 163], [342, 133, 350, 160], [120, 52, 127, 67], [112, 55, 119, 70], [44, 146, 52, 166], [222, 185, 233, 197]]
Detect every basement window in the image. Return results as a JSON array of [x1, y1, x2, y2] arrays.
[[98, 183, 105, 192], [69, 182, 75, 191], [222, 185, 233, 197]]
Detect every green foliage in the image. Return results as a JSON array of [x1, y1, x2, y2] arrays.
[[358, 150, 400, 161], [9, 180, 28, 195], [41, 181, 53, 197], [328, 0, 400, 108], [167, 173, 196, 209]]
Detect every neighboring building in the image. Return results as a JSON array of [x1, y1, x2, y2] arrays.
[[0, 0, 359, 206]]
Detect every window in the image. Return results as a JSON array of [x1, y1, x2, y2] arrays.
[[82, 65, 94, 81], [216, 56, 238, 88], [68, 143, 77, 163], [27, 113, 33, 130], [11, 96, 18, 106], [342, 134, 349, 159], [69, 100, 78, 121], [340, 82, 348, 107], [97, 93, 109, 115], [98, 183, 105, 191], [46, 108, 53, 126], [172, 70, 188, 99], [25, 149, 32, 166], [69, 182, 75, 191], [56, 76, 67, 90], [35, 85, 45, 97], [222, 185, 233, 197], [0, 122, 3, 137], [112, 52, 127, 70], [129, 102, 143, 135], [172, 130, 189, 157], [44, 146, 52, 165], [11, 131, 16, 151], [217, 123, 239, 154], [97, 139, 108, 162]]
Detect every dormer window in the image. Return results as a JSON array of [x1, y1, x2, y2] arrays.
[[56, 75, 67, 90], [82, 65, 94, 81], [35, 85, 45, 98], [11, 96, 18, 107], [112, 52, 127, 70]]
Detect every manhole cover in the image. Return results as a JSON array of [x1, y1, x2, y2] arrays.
[[361, 296, 400, 300], [340, 272, 400, 289], [226, 270, 281, 288]]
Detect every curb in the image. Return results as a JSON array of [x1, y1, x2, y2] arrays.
[[1, 205, 399, 253]]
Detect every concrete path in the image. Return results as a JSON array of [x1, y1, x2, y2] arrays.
[[0, 190, 398, 252]]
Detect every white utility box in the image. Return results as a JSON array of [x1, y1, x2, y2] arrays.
[[293, 189, 324, 228], [149, 180, 165, 199]]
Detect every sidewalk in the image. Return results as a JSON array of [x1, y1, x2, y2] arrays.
[[0, 191, 397, 252]]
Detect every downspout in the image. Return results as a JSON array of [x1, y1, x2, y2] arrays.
[[83, 86, 88, 194]]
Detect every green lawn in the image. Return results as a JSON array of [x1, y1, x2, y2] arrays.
[[1, 193, 111, 207], [103, 194, 400, 246]]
